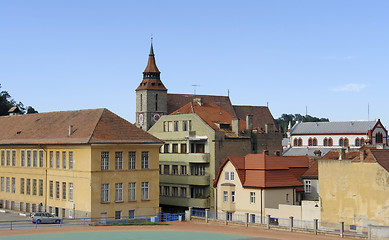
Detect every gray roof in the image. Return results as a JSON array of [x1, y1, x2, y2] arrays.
[[291, 120, 377, 135], [283, 147, 332, 157], [282, 138, 290, 146]]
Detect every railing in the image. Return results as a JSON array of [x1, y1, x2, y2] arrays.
[[189, 209, 369, 238], [0, 214, 159, 231]]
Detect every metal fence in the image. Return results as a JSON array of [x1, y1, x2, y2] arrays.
[[0, 214, 159, 231], [189, 208, 368, 238]]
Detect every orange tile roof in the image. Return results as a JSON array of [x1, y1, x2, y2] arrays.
[[214, 153, 307, 188], [171, 102, 246, 134], [0, 108, 163, 145], [301, 160, 318, 179]]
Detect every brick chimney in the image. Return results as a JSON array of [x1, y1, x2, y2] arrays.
[[246, 115, 253, 130], [232, 119, 240, 136]]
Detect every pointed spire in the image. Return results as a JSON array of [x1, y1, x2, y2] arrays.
[[149, 37, 154, 56]]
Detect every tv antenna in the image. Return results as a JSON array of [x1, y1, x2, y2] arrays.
[[192, 85, 200, 95]]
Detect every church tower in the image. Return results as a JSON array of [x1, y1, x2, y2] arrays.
[[135, 40, 167, 130]]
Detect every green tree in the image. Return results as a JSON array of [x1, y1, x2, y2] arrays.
[[275, 114, 329, 133], [0, 84, 38, 116]]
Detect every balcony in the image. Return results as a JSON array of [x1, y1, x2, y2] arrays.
[[160, 196, 209, 208], [160, 174, 210, 185], [159, 153, 210, 163]]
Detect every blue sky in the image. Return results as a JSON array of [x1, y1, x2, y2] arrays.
[[1, 1, 388, 126]]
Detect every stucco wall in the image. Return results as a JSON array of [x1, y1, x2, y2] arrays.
[[319, 159, 389, 226]]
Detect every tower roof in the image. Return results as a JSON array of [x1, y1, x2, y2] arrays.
[[136, 40, 167, 91]]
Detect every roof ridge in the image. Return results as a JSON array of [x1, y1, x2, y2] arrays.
[[87, 108, 106, 143]]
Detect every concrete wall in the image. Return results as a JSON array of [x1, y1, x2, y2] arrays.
[[319, 159, 389, 226], [369, 225, 389, 240], [264, 201, 320, 222]]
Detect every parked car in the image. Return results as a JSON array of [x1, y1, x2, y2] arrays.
[[29, 212, 62, 224]]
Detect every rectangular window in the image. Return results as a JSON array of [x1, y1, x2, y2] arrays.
[[32, 179, 36, 195], [11, 150, 16, 166], [181, 165, 187, 175], [128, 182, 136, 201], [115, 152, 123, 170], [225, 172, 229, 180], [69, 151, 73, 169], [183, 121, 188, 131], [101, 184, 109, 202], [33, 150, 37, 167], [189, 120, 192, 131], [115, 211, 121, 220], [168, 121, 173, 132], [172, 187, 178, 197], [286, 193, 289, 202], [39, 179, 43, 196], [69, 182, 73, 201], [191, 165, 205, 176], [11, 177, 15, 193], [181, 144, 187, 153], [27, 150, 31, 167], [0, 177, 4, 192], [231, 191, 235, 203], [1, 150, 4, 165], [128, 151, 136, 169], [20, 178, 25, 194], [250, 192, 255, 204], [163, 165, 169, 175], [115, 183, 123, 202], [39, 150, 44, 167], [230, 172, 234, 180], [6, 177, 10, 192], [129, 210, 135, 219], [180, 187, 186, 198], [304, 180, 311, 193], [56, 181, 60, 199], [49, 151, 53, 168], [62, 182, 66, 200], [141, 182, 149, 200], [174, 121, 179, 131], [163, 144, 169, 153], [250, 214, 255, 223], [26, 179, 31, 195], [21, 150, 25, 167], [141, 151, 149, 169], [56, 151, 60, 168], [163, 186, 170, 196], [101, 152, 109, 170], [223, 191, 228, 202], [6, 150, 10, 166], [227, 212, 233, 221], [49, 181, 53, 198], [172, 165, 178, 175], [62, 151, 66, 169], [172, 144, 178, 153]]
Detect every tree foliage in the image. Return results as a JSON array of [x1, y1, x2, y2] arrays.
[[0, 84, 38, 116], [275, 113, 329, 133]]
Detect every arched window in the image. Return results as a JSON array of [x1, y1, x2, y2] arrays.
[[344, 138, 349, 147], [324, 138, 328, 146], [308, 138, 313, 146], [298, 138, 302, 146], [361, 138, 365, 146], [339, 138, 344, 147], [328, 138, 333, 146], [313, 138, 317, 146], [355, 138, 360, 147], [294, 139, 298, 146], [376, 132, 383, 143]]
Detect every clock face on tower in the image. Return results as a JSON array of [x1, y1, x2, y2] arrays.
[[138, 113, 144, 126], [152, 113, 161, 124]]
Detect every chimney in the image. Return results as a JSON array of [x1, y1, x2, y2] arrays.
[[274, 150, 281, 156], [193, 97, 203, 106], [263, 150, 269, 155], [69, 125, 73, 136], [246, 115, 253, 130], [339, 148, 346, 160], [232, 119, 240, 136], [265, 123, 274, 134]]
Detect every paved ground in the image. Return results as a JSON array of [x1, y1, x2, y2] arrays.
[[0, 212, 28, 222], [0, 221, 360, 240]]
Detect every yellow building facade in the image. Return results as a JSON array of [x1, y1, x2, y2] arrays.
[[0, 109, 162, 219], [319, 149, 389, 226]]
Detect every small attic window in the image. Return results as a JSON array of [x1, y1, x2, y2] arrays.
[[151, 83, 155, 86], [143, 82, 147, 86], [158, 83, 161, 86], [219, 123, 230, 129], [16, 131, 21, 135]]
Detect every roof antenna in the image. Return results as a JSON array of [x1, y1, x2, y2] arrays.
[[192, 85, 200, 95], [227, 89, 230, 97]]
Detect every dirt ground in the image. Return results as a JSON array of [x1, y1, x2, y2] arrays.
[[0, 221, 359, 240]]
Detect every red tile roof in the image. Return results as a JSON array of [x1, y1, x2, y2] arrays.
[[214, 153, 308, 188], [0, 109, 163, 145], [167, 94, 236, 117], [171, 102, 246, 135], [369, 149, 389, 172], [233, 106, 276, 131], [301, 160, 318, 179]]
